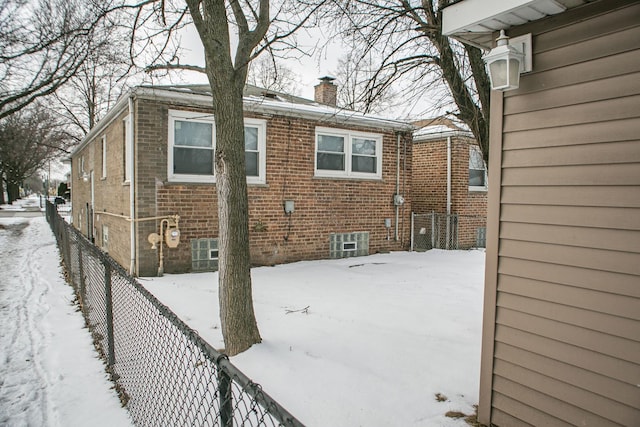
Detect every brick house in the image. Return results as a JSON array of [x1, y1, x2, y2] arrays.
[[70, 80, 413, 276], [411, 119, 487, 250]]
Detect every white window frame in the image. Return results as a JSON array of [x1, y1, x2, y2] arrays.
[[168, 110, 216, 183], [342, 241, 357, 252], [244, 118, 267, 185], [469, 145, 487, 192], [101, 135, 107, 179], [168, 110, 267, 184], [314, 127, 383, 179]]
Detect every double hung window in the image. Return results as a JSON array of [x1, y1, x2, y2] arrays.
[[168, 110, 266, 184], [469, 145, 487, 191], [243, 118, 266, 184], [315, 127, 382, 179]]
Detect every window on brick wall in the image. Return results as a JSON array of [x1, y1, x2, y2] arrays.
[[168, 110, 266, 184], [244, 118, 266, 184], [315, 127, 382, 179], [469, 145, 487, 191], [101, 135, 107, 179]]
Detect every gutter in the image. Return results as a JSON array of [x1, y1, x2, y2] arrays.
[[446, 136, 452, 249], [128, 97, 136, 275], [71, 86, 414, 158], [395, 133, 401, 241]]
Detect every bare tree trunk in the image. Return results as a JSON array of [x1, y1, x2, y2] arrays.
[[7, 182, 19, 204], [210, 71, 262, 356], [186, 0, 267, 356], [0, 176, 5, 205]]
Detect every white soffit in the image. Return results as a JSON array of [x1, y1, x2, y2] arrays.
[[443, 0, 567, 48]]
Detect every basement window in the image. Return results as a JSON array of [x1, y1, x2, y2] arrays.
[[330, 232, 369, 259], [191, 238, 219, 271], [342, 242, 357, 251]]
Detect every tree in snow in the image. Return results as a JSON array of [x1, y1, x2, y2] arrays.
[[140, 0, 329, 355]]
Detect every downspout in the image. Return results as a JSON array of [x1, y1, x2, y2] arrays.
[[446, 136, 452, 249], [128, 96, 136, 275], [395, 132, 401, 241], [447, 136, 452, 216]]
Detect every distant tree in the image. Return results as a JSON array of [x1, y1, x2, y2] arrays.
[[0, 0, 112, 119], [333, 52, 399, 114], [0, 107, 71, 203], [247, 55, 301, 95], [50, 19, 141, 141], [327, 0, 491, 163]]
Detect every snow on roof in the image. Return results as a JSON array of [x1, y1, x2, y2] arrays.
[[72, 84, 413, 156], [144, 84, 412, 131], [413, 122, 473, 142]]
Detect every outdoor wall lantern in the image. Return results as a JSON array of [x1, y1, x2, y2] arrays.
[[483, 30, 532, 92]]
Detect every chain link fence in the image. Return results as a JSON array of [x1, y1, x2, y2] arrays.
[[411, 212, 486, 251], [46, 202, 303, 427]]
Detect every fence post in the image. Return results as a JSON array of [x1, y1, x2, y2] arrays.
[[63, 223, 71, 271], [430, 212, 435, 249], [104, 261, 116, 368], [77, 247, 87, 309], [410, 212, 414, 252], [218, 359, 233, 427]]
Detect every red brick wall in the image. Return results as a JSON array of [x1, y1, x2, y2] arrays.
[[412, 135, 487, 248], [133, 100, 412, 275]]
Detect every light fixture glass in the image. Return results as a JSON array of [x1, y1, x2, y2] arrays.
[[483, 30, 524, 91]]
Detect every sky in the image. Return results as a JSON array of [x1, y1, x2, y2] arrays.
[[176, 23, 344, 101]]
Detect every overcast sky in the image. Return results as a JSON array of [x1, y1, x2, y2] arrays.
[[177, 23, 343, 100]]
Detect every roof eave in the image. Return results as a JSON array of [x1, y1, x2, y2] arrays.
[[71, 87, 413, 158], [442, 0, 569, 49], [413, 129, 474, 142]]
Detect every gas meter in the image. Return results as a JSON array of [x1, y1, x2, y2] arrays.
[[165, 226, 180, 248]]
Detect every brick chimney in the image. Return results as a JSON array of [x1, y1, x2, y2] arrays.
[[314, 76, 337, 107]]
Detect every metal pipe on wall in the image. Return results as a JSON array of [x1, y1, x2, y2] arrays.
[[128, 96, 136, 275], [446, 136, 452, 249], [395, 132, 401, 241]]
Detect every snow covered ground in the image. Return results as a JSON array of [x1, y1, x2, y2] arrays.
[[143, 249, 486, 427], [1, 195, 485, 427], [0, 197, 132, 426]]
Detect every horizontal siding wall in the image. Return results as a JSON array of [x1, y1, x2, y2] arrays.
[[491, 2, 640, 426]]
